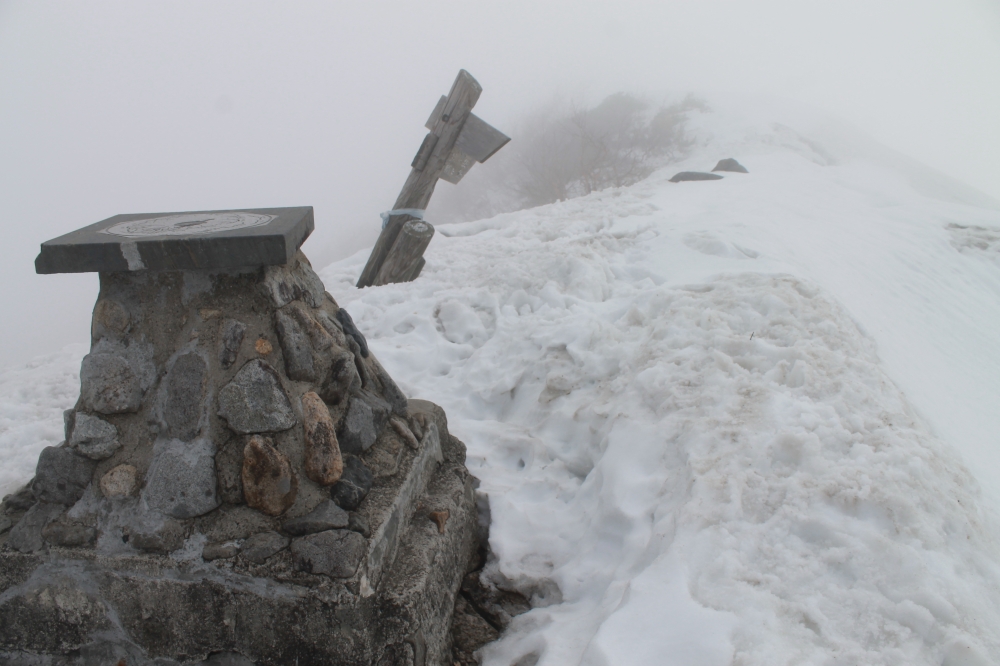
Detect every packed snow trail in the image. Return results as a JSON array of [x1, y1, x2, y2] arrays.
[[2, 102, 1000, 663]]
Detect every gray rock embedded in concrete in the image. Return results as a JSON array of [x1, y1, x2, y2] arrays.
[[274, 307, 316, 381], [347, 512, 370, 538], [100, 464, 138, 498], [163, 352, 207, 441], [69, 413, 121, 460], [339, 390, 391, 454], [241, 435, 297, 517], [330, 455, 373, 511], [32, 446, 96, 506], [340, 397, 376, 454], [282, 499, 349, 536], [336, 308, 369, 358], [42, 521, 97, 548], [126, 514, 186, 554], [320, 350, 361, 407], [390, 416, 420, 450], [142, 437, 220, 519], [302, 391, 343, 486], [290, 529, 365, 578], [202, 541, 240, 561], [35, 206, 315, 274], [315, 308, 350, 346], [5, 502, 63, 552], [195, 504, 278, 543], [346, 335, 374, 388], [91, 298, 131, 341], [452, 594, 501, 665], [80, 352, 143, 414], [218, 319, 246, 370], [2, 485, 35, 511], [217, 359, 296, 434], [669, 171, 724, 182], [262, 254, 326, 309], [364, 433, 403, 479], [286, 301, 335, 350], [241, 530, 289, 564], [460, 570, 532, 632], [408, 398, 452, 442], [712, 157, 748, 173]]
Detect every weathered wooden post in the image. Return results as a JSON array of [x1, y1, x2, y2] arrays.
[[357, 69, 510, 288]]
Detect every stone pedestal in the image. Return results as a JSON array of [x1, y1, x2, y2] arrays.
[[0, 209, 478, 665]]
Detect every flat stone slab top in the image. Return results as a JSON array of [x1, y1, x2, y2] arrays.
[[35, 206, 314, 274]]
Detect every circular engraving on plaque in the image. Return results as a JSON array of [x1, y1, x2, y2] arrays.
[[101, 212, 277, 238]]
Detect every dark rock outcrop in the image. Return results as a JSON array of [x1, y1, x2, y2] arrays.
[[712, 157, 748, 173], [669, 171, 724, 182]]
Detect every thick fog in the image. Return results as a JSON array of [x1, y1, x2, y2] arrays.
[[1, 0, 998, 369]]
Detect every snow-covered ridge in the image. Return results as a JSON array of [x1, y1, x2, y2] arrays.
[[3, 102, 1000, 663], [317, 106, 1000, 663]]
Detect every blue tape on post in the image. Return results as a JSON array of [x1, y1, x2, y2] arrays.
[[380, 209, 426, 230]]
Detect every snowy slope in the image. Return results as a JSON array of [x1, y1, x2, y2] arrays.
[[316, 104, 1000, 664], [2, 100, 1000, 664]]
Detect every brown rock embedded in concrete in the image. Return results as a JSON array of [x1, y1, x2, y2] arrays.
[[274, 307, 316, 382], [429, 509, 450, 534], [254, 337, 273, 355], [91, 298, 130, 341], [286, 300, 335, 351], [202, 541, 240, 561], [301, 391, 343, 486], [100, 464, 138, 498], [241, 435, 297, 516], [391, 415, 420, 449]]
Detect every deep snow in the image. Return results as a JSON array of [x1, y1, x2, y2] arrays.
[[3, 99, 1000, 664]]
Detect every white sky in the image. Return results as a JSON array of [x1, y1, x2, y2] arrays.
[[1, 0, 998, 368]]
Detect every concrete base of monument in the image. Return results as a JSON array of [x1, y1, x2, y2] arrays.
[[0, 423, 477, 666]]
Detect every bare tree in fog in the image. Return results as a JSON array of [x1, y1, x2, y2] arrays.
[[428, 94, 707, 224]]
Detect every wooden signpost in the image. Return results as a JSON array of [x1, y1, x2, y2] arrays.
[[357, 70, 510, 288]]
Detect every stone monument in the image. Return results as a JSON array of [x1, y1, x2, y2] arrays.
[[1, 207, 478, 665]]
